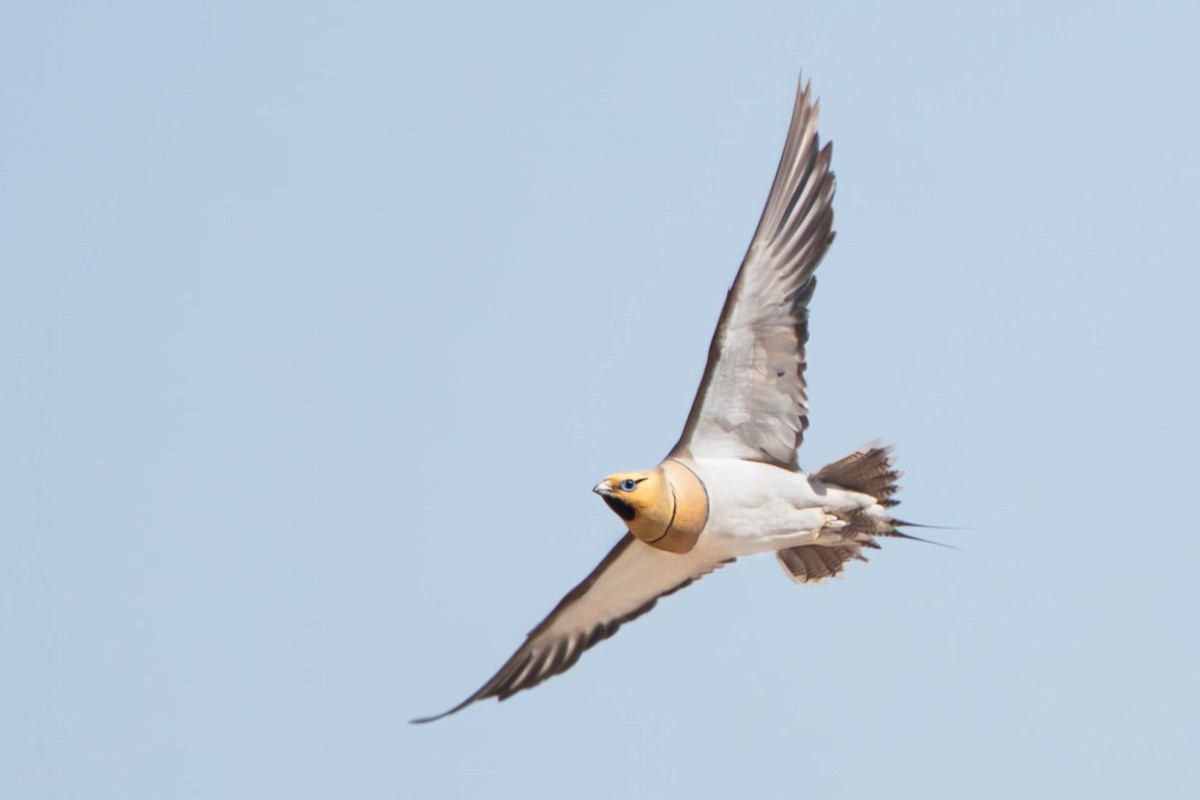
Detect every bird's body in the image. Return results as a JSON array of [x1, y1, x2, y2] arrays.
[[689, 456, 866, 556], [413, 75, 923, 724], [610, 456, 879, 560]]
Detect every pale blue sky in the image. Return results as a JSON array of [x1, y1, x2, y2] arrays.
[[5, 2, 1199, 798]]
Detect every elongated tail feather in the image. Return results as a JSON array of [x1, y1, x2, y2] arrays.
[[777, 442, 908, 584]]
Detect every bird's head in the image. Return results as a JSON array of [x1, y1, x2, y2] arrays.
[[593, 469, 669, 528], [593, 460, 709, 554]]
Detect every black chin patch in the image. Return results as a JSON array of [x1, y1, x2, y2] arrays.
[[602, 495, 636, 522]]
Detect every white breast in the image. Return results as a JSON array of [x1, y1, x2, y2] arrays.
[[684, 458, 833, 556]]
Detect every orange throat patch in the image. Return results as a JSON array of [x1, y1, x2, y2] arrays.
[[628, 459, 710, 554]]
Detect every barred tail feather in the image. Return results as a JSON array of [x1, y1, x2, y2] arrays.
[[812, 439, 901, 506], [776, 544, 867, 584], [777, 441, 909, 584]]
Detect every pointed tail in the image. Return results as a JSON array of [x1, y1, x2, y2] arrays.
[[777, 441, 916, 584]]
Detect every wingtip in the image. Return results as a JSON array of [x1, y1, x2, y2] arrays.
[[412, 705, 463, 724], [409, 713, 444, 725], [409, 694, 480, 725], [797, 72, 820, 111], [789, 72, 818, 123]]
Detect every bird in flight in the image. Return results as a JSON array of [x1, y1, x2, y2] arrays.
[[413, 76, 923, 724]]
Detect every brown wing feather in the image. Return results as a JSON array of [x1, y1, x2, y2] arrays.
[[670, 77, 836, 469], [411, 535, 731, 723]]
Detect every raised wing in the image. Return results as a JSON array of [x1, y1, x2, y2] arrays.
[[411, 535, 731, 723], [670, 78, 836, 469]]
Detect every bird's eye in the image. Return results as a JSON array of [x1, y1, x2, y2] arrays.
[[619, 479, 638, 492]]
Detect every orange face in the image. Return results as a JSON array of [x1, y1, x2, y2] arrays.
[[593, 461, 709, 554]]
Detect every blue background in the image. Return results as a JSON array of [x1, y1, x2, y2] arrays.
[[5, 2, 1198, 797]]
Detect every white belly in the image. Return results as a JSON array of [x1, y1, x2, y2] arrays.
[[687, 457, 874, 558]]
